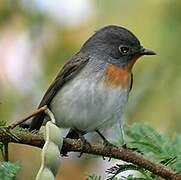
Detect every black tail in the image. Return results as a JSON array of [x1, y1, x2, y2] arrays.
[[19, 112, 45, 130], [19, 121, 31, 129], [29, 112, 45, 130]]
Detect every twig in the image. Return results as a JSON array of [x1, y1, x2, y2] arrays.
[[0, 128, 180, 180], [8, 106, 47, 129]]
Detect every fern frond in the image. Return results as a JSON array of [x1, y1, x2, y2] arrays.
[[0, 161, 21, 179], [106, 164, 152, 180], [87, 174, 102, 180]]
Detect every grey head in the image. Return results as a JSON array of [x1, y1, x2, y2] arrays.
[[81, 25, 156, 66]]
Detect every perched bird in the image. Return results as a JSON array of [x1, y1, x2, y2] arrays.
[[30, 25, 156, 149]]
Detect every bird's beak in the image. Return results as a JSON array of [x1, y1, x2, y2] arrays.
[[139, 47, 156, 56]]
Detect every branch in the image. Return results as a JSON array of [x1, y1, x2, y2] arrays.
[[0, 127, 180, 180]]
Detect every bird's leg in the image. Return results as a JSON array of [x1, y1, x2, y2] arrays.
[[96, 130, 112, 146], [61, 129, 90, 157], [61, 129, 79, 156], [119, 125, 141, 153], [96, 130, 116, 161], [119, 125, 131, 149], [77, 133, 89, 158], [120, 125, 127, 148]]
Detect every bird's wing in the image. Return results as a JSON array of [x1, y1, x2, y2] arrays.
[[30, 53, 90, 130]]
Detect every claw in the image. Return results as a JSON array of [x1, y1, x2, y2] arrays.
[[103, 141, 115, 161], [122, 143, 127, 149], [78, 135, 88, 158]]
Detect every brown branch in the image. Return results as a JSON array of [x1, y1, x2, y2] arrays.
[[8, 105, 47, 129], [0, 127, 180, 180]]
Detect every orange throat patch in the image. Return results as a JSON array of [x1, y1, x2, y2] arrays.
[[104, 64, 131, 88], [104, 55, 140, 88]]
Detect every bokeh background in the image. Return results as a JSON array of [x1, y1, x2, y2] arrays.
[[0, 0, 181, 179]]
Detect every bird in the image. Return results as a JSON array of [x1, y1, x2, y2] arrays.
[[29, 25, 156, 152]]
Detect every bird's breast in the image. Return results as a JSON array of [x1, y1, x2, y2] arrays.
[[50, 62, 130, 132]]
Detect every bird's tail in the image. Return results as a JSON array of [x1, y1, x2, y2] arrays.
[[29, 112, 45, 130], [19, 112, 45, 130]]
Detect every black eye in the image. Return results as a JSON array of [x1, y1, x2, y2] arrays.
[[119, 46, 129, 54]]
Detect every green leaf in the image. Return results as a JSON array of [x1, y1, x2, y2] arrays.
[[0, 161, 21, 180], [87, 174, 102, 180], [106, 164, 153, 180], [125, 123, 181, 173], [89, 123, 181, 179], [0, 120, 6, 127], [126, 123, 166, 155]]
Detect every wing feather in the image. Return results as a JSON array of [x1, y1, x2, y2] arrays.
[[30, 53, 89, 130]]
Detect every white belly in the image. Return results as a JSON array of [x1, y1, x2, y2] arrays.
[[50, 77, 129, 132]]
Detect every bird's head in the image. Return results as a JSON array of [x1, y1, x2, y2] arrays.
[[81, 25, 156, 69]]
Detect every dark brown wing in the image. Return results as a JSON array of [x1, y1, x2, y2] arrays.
[[30, 53, 89, 130]]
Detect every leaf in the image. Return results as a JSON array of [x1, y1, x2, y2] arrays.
[[0, 161, 21, 180], [126, 123, 167, 155], [121, 174, 149, 180], [0, 120, 6, 127], [87, 174, 102, 180], [89, 123, 181, 179], [106, 164, 152, 180], [125, 123, 181, 173]]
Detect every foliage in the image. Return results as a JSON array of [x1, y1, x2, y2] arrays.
[[0, 121, 21, 179], [87, 174, 103, 180], [126, 123, 181, 173], [88, 123, 181, 180], [87, 174, 148, 180], [106, 164, 150, 180], [0, 121, 180, 179], [0, 161, 21, 180]]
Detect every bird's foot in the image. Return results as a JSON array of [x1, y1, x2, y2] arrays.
[[102, 139, 116, 161], [96, 130, 116, 161], [61, 129, 89, 157], [78, 135, 91, 158], [61, 138, 69, 157], [122, 143, 127, 149]]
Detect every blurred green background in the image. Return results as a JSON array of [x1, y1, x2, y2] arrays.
[[0, 0, 181, 179]]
